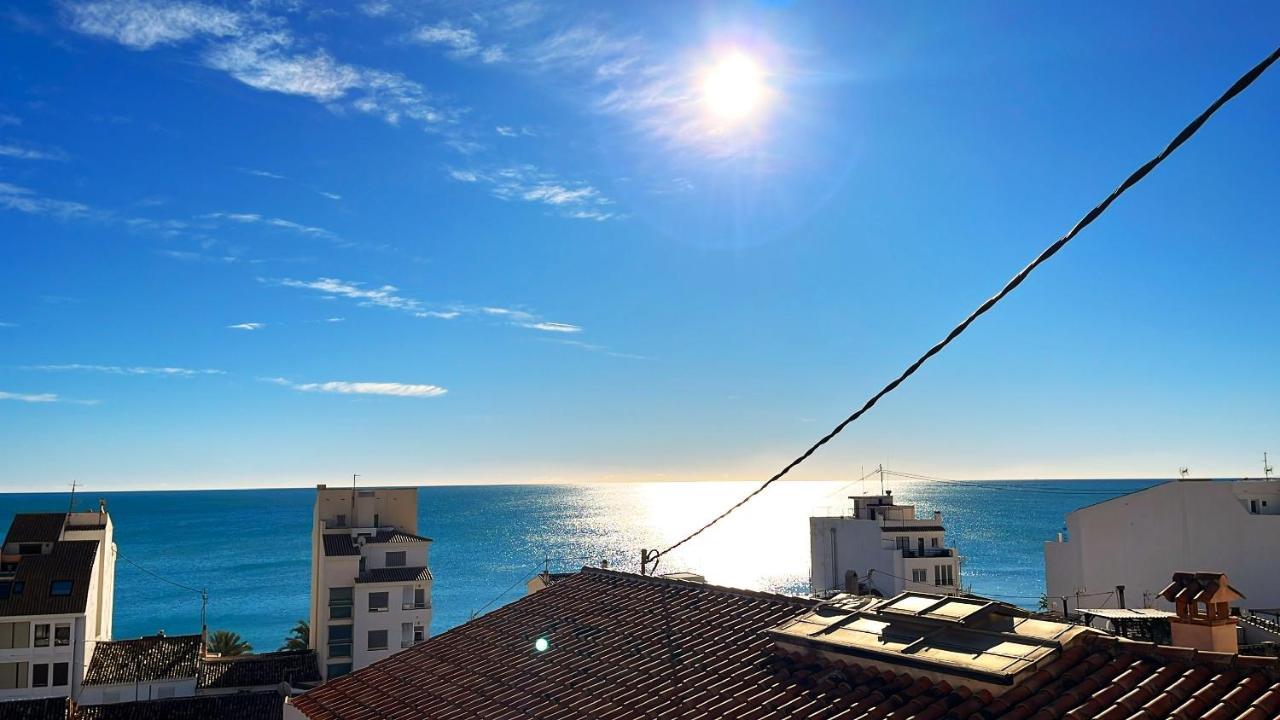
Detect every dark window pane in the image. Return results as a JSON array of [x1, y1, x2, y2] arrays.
[[50, 581, 72, 596], [32, 664, 48, 687], [52, 663, 68, 687]]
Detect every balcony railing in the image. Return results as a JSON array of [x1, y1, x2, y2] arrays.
[[402, 602, 430, 611], [899, 548, 955, 559]]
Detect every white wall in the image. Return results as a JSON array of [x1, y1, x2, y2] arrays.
[[1045, 480, 1280, 612], [76, 677, 195, 705]]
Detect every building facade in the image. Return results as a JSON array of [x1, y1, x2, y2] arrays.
[[810, 492, 961, 597], [1044, 479, 1280, 614], [0, 507, 116, 702], [309, 485, 432, 681]]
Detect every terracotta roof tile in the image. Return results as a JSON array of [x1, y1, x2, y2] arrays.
[[197, 649, 321, 688], [75, 690, 282, 720], [287, 570, 1280, 720], [3, 513, 66, 545], [0, 539, 98, 617], [83, 634, 201, 685]]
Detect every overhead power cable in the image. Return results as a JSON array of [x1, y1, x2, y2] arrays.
[[650, 46, 1280, 569]]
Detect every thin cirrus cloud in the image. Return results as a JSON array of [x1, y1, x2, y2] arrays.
[[0, 182, 91, 219], [270, 276, 582, 333], [447, 165, 615, 221], [23, 364, 224, 377], [264, 377, 447, 398], [409, 21, 506, 64], [227, 322, 266, 330], [236, 168, 344, 202], [0, 390, 98, 405], [0, 143, 69, 161], [200, 212, 344, 245], [64, 0, 461, 129]]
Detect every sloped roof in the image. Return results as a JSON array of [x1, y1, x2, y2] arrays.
[[197, 650, 321, 689], [368, 529, 432, 544], [4, 513, 66, 545], [75, 691, 282, 720], [289, 568, 1280, 720], [322, 534, 360, 557], [0, 540, 98, 617], [0, 696, 67, 720], [354, 566, 432, 583], [82, 634, 201, 686]]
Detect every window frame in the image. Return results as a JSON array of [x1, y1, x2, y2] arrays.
[[32, 663, 49, 688], [367, 629, 388, 651], [368, 591, 390, 613], [54, 624, 70, 647], [34, 624, 50, 648], [385, 551, 407, 567], [52, 662, 68, 687]]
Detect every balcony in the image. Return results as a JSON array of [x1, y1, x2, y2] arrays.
[[402, 602, 431, 611], [899, 548, 955, 559]]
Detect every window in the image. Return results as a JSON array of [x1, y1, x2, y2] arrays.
[[401, 622, 413, 647], [32, 663, 49, 688], [335, 514, 347, 527], [373, 513, 380, 527], [930, 538, 939, 548], [54, 624, 70, 647], [52, 662, 68, 687], [18, 543, 42, 555], [912, 569, 927, 583], [330, 587, 353, 620], [34, 624, 50, 647], [367, 629, 388, 650], [50, 580, 73, 596], [894, 537, 909, 551], [327, 663, 352, 679], [414, 625, 425, 642], [0, 583, 9, 600], [934, 564, 955, 587], [415, 588, 426, 609], [328, 625, 352, 659], [385, 551, 406, 567], [0, 662, 28, 689], [369, 591, 389, 612]]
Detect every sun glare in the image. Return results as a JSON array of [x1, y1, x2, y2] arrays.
[[702, 52, 764, 120]]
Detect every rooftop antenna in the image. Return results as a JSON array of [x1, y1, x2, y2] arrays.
[[1179, 467, 1190, 479], [351, 474, 361, 527], [879, 464, 885, 496], [1265, 453, 1273, 480], [67, 479, 78, 515]]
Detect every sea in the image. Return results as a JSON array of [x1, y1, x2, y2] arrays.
[[0, 479, 1159, 653]]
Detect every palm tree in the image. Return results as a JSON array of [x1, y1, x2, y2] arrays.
[[279, 619, 309, 652], [207, 629, 252, 656]]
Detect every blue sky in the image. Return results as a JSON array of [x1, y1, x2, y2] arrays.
[[1, 1, 1277, 492]]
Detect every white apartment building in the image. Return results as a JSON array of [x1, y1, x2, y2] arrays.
[[309, 485, 433, 681], [1045, 478, 1280, 614], [810, 492, 962, 598], [0, 504, 116, 702]]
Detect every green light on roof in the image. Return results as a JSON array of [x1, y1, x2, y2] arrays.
[[534, 637, 550, 652]]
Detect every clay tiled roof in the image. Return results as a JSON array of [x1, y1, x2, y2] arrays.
[[75, 691, 282, 720], [354, 566, 432, 583], [369, 529, 432, 544], [197, 649, 321, 689], [1161, 571, 1247, 604], [322, 534, 360, 557], [0, 540, 98, 617], [82, 634, 202, 686], [289, 568, 1280, 720], [0, 697, 67, 720], [4, 513, 66, 545]]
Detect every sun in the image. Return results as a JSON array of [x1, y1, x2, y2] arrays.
[[702, 52, 764, 120]]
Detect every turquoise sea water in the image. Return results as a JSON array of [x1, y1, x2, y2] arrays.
[[0, 479, 1159, 652]]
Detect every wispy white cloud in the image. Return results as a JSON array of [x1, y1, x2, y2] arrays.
[[201, 211, 342, 244], [317, 190, 341, 201], [0, 114, 20, 127], [65, 0, 242, 50], [264, 377, 446, 398], [358, 1, 392, 18], [0, 182, 92, 218], [522, 321, 581, 333], [24, 364, 224, 377], [240, 167, 286, 180], [238, 168, 341, 201], [410, 21, 505, 63], [0, 143, 69, 161], [324, 316, 344, 323], [446, 165, 615, 221], [0, 390, 98, 405], [227, 322, 266, 330], [159, 249, 239, 263], [273, 277, 455, 319]]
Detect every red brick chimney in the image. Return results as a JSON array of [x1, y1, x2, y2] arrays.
[[1158, 571, 1243, 654]]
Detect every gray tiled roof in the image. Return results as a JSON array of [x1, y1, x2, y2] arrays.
[[0, 540, 98, 617], [75, 691, 282, 720], [322, 534, 360, 557], [83, 634, 202, 686], [0, 697, 67, 720], [3, 513, 66, 545], [355, 567, 433, 583], [197, 650, 321, 689], [369, 530, 432, 544]]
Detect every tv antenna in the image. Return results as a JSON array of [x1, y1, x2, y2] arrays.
[[1179, 467, 1189, 479], [1265, 453, 1273, 480], [67, 479, 79, 514]]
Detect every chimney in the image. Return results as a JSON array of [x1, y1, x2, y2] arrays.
[[1159, 571, 1243, 654], [1116, 585, 1126, 609]]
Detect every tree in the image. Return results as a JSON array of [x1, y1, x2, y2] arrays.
[[279, 619, 309, 652], [207, 629, 252, 656]]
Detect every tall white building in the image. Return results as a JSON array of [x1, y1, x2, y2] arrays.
[[309, 485, 433, 681], [810, 492, 962, 597], [1045, 478, 1280, 614], [0, 504, 116, 701]]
